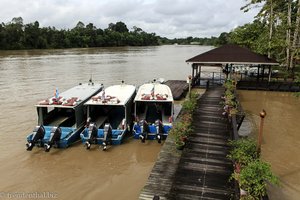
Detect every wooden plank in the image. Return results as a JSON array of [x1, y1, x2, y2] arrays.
[[139, 86, 234, 200], [165, 80, 188, 100]]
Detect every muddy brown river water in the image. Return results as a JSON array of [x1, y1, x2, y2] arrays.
[[238, 90, 300, 200], [0, 45, 299, 199], [0, 45, 212, 200]]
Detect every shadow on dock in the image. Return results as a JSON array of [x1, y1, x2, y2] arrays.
[[140, 86, 234, 200]]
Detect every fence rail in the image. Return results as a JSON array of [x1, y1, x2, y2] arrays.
[[192, 71, 225, 87]]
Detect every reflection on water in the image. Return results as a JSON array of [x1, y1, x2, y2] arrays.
[[0, 45, 212, 199], [238, 90, 300, 200]]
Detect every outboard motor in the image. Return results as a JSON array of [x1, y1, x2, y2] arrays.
[[85, 117, 91, 127], [85, 123, 98, 150], [155, 120, 164, 143], [102, 123, 112, 151], [139, 120, 149, 143], [26, 125, 45, 151], [44, 127, 62, 152]]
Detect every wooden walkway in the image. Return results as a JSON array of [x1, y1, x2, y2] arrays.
[[165, 80, 188, 100], [140, 87, 234, 200]]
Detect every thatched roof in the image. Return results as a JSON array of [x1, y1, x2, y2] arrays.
[[186, 44, 279, 65]]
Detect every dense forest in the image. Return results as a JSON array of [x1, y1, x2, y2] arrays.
[[0, 17, 160, 49], [0, 17, 220, 50]]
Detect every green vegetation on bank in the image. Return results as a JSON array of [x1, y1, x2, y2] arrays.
[[160, 36, 219, 46], [0, 17, 159, 49], [228, 139, 279, 199], [170, 92, 198, 150], [0, 17, 221, 50], [219, 0, 300, 72]]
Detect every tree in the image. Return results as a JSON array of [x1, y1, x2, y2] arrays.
[[238, 0, 300, 72], [132, 26, 143, 34], [75, 21, 85, 29], [115, 21, 128, 33], [290, 0, 300, 70], [85, 23, 97, 47], [0, 18, 161, 49], [24, 21, 40, 48], [5, 17, 24, 49], [217, 32, 230, 45], [11, 17, 23, 26], [229, 20, 268, 54]]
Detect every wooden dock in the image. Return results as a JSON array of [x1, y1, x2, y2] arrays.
[[140, 86, 234, 200], [165, 80, 188, 100], [237, 80, 300, 92]]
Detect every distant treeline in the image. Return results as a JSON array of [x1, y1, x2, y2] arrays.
[[0, 17, 160, 49], [0, 17, 221, 50], [160, 36, 219, 46]]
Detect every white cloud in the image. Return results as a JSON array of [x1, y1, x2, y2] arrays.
[[0, 0, 259, 38]]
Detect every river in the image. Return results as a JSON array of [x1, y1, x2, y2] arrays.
[[238, 90, 300, 200], [0, 45, 212, 200], [1, 46, 299, 200]]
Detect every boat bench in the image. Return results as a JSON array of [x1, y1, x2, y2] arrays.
[[94, 116, 109, 128]]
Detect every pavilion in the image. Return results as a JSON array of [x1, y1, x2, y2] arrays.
[[186, 44, 279, 87]]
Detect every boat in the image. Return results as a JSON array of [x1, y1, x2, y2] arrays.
[[80, 83, 136, 150], [133, 82, 174, 143], [26, 81, 103, 152]]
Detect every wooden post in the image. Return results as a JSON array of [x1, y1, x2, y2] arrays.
[[192, 64, 195, 80], [257, 109, 267, 154], [262, 65, 265, 81], [199, 66, 202, 86], [188, 75, 192, 99], [268, 65, 272, 83]]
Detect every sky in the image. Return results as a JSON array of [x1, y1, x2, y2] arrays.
[[0, 0, 259, 38]]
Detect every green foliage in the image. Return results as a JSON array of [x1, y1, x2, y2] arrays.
[[229, 0, 300, 71], [229, 20, 269, 55], [182, 92, 197, 113], [224, 79, 235, 91], [293, 73, 300, 97], [233, 160, 279, 199], [228, 138, 258, 166], [217, 32, 230, 45], [229, 138, 279, 199], [159, 36, 219, 46], [222, 80, 239, 115], [171, 93, 198, 145], [0, 17, 159, 50], [295, 72, 300, 85]]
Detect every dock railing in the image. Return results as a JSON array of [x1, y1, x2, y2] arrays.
[[192, 71, 225, 87]]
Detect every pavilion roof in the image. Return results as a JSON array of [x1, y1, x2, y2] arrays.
[[186, 44, 279, 66]]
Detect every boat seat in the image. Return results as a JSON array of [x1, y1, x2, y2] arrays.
[[49, 116, 69, 126], [94, 116, 108, 128]]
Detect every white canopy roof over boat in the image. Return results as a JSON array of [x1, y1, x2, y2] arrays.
[[85, 84, 136, 106], [36, 83, 103, 108], [134, 83, 173, 102]]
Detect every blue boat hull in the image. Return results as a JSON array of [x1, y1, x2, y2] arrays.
[[80, 128, 128, 145], [26, 125, 84, 148], [132, 124, 172, 140]]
